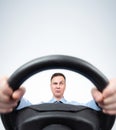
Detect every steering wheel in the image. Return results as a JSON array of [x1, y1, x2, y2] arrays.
[[1, 55, 115, 130]]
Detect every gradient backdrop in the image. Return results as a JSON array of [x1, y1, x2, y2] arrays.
[[0, 0, 116, 129]]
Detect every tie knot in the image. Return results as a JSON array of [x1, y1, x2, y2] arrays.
[[54, 101, 63, 104]]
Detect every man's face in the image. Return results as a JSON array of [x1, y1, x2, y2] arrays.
[[50, 76, 66, 99]]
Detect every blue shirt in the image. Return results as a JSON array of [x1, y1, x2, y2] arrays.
[[17, 97, 101, 111]]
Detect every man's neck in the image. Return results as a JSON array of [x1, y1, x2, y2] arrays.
[[54, 96, 64, 101]]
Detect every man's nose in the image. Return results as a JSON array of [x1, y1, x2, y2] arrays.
[[56, 84, 60, 88]]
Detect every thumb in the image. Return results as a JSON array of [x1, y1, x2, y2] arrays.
[[91, 87, 103, 103], [12, 87, 26, 101]]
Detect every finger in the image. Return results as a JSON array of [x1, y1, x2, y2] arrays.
[[103, 94, 116, 104], [0, 100, 18, 113], [0, 93, 12, 103], [102, 81, 116, 105], [99, 101, 116, 115], [101, 102, 116, 110], [0, 107, 13, 113], [0, 85, 13, 103], [103, 109, 116, 115], [0, 101, 18, 109], [103, 79, 116, 98], [103, 86, 116, 99]]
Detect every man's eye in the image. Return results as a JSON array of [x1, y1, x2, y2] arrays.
[[60, 82, 64, 85], [53, 83, 57, 85]]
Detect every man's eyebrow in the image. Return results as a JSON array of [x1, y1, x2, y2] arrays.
[[53, 82, 58, 84]]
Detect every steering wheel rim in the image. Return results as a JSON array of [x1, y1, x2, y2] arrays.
[[4, 55, 115, 130], [8, 54, 108, 92]]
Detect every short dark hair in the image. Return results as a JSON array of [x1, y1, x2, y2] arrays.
[[50, 73, 66, 81]]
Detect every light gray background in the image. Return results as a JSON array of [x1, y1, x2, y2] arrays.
[[0, 0, 116, 130]]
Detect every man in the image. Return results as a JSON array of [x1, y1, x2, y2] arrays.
[[0, 73, 116, 115], [47, 73, 100, 111]]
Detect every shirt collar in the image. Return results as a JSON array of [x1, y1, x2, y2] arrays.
[[49, 97, 67, 103]]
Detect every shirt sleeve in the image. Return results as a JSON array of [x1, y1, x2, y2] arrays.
[[16, 98, 32, 110], [85, 100, 101, 111]]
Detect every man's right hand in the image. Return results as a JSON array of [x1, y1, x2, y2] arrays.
[[0, 77, 25, 113]]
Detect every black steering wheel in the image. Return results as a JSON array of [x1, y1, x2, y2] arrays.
[[1, 55, 115, 130]]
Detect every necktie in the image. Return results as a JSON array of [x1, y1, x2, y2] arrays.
[[54, 101, 63, 104]]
